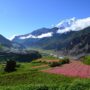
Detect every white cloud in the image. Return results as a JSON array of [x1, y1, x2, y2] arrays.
[[71, 17, 90, 30], [19, 34, 36, 39], [57, 28, 71, 33], [57, 17, 90, 33], [37, 32, 52, 38], [19, 32, 53, 39]]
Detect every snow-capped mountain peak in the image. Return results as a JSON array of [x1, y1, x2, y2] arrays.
[[12, 17, 90, 41], [56, 17, 90, 33], [56, 17, 76, 29]]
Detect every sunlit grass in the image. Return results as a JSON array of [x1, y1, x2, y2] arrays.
[[82, 55, 90, 65], [0, 57, 90, 90]]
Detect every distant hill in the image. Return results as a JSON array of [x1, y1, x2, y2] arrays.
[[0, 34, 25, 51], [0, 50, 42, 62]]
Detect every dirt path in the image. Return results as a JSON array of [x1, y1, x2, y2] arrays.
[[42, 61, 90, 78], [31, 64, 48, 69]]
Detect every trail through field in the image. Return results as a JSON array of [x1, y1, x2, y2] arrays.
[[42, 61, 90, 78], [31, 64, 48, 69]]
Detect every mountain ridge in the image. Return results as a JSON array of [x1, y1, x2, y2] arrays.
[[0, 34, 12, 47], [12, 17, 90, 40], [12, 18, 90, 56], [0, 17, 90, 57]]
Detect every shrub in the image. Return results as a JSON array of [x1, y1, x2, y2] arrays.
[[61, 58, 70, 64], [41, 61, 48, 64], [4, 60, 17, 72], [49, 57, 70, 67], [16, 64, 21, 68], [49, 62, 60, 67]]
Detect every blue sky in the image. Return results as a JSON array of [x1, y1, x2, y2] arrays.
[[0, 0, 90, 39]]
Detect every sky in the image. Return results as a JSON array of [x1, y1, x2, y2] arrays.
[[0, 0, 90, 39]]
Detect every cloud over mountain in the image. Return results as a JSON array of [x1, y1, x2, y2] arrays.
[[10, 17, 90, 40], [56, 17, 90, 33]]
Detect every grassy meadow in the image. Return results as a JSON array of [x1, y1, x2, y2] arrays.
[[0, 55, 90, 90]]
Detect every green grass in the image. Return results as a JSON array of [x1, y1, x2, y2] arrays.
[[1, 81, 90, 90], [0, 59, 90, 90], [27, 47, 54, 54], [82, 55, 90, 65], [0, 71, 90, 90], [42, 55, 58, 60]]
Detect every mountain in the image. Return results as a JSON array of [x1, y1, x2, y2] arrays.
[[0, 34, 12, 47], [12, 27, 58, 47], [61, 27, 90, 56], [56, 17, 76, 29], [12, 17, 90, 56], [56, 17, 90, 33], [0, 34, 25, 52]]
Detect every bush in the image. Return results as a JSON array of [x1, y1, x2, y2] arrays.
[[16, 64, 21, 68], [49, 62, 61, 67], [49, 57, 70, 67], [4, 60, 17, 72], [61, 58, 70, 64]]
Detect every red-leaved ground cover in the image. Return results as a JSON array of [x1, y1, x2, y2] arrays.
[[42, 61, 90, 78]]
